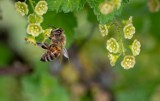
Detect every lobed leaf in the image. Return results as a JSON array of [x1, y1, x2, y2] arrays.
[[46, 0, 86, 13], [87, 0, 124, 24]]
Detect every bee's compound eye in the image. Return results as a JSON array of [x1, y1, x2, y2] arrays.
[[55, 34, 60, 36]]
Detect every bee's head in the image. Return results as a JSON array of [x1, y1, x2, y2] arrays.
[[51, 28, 63, 37], [55, 28, 63, 33]]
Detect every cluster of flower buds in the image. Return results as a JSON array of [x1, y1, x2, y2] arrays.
[[123, 16, 135, 39], [121, 55, 135, 69], [106, 38, 119, 54], [15, 1, 28, 16], [15, 0, 49, 45], [99, 16, 141, 70], [99, 24, 109, 37], [99, 0, 122, 15], [34, 1, 48, 15], [108, 53, 120, 66], [130, 39, 141, 56], [27, 23, 42, 37], [28, 13, 43, 24]]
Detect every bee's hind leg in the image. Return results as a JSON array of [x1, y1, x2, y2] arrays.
[[36, 42, 49, 49]]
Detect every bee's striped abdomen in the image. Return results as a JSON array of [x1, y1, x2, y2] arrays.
[[40, 49, 61, 62], [40, 52, 54, 62]]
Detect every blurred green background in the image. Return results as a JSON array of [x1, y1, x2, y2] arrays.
[[0, 0, 160, 101]]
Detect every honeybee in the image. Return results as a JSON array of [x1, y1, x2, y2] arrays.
[[37, 28, 69, 62]]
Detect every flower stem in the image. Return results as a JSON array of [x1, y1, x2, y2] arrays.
[[120, 39, 125, 55], [115, 20, 125, 56], [29, 0, 35, 12]]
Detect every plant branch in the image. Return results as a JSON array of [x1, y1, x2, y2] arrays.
[[0, 62, 32, 76]]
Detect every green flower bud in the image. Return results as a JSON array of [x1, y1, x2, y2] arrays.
[[35, 1, 48, 15], [42, 28, 52, 42], [15, 1, 28, 16], [25, 36, 36, 45], [28, 13, 43, 24], [42, 28, 52, 37], [123, 24, 135, 39], [99, 24, 108, 37], [99, 2, 114, 15], [121, 55, 135, 69], [106, 38, 120, 53], [113, 0, 122, 10], [108, 53, 120, 66], [27, 24, 42, 37], [127, 16, 133, 24], [131, 39, 141, 56]]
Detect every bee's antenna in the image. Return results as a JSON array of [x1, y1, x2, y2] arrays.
[[47, 24, 56, 29]]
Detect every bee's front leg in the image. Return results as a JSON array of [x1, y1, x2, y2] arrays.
[[36, 42, 49, 49]]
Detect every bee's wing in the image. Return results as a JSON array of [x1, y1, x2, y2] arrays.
[[57, 53, 63, 64], [57, 48, 68, 64], [62, 48, 69, 59]]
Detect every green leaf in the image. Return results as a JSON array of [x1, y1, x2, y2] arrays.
[[87, 7, 98, 23], [40, 74, 70, 101], [122, 0, 130, 3], [87, 0, 123, 24], [150, 13, 160, 41], [46, 0, 86, 13], [42, 11, 77, 48], [22, 73, 70, 101], [0, 43, 13, 66]]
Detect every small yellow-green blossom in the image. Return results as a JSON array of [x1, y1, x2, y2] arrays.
[[113, 0, 122, 10], [42, 28, 52, 37], [121, 55, 135, 69], [42, 28, 52, 42], [25, 37, 36, 45], [106, 38, 119, 53], [99, 24, 108, 37], [123, 24, 135, 39], [27, 24, 42, 37], [99, 2, 114, 15], [15, 1, 28, 16], [108, 54, 120, 66], [131, 39, 141, 56], [122, 16, 133, 27], [35, 1, 48, 15], [28, 13, 43, 24], [126, 16, 133, 24]]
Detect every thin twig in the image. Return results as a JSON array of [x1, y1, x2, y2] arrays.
[[0, 62, 32, 76]]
